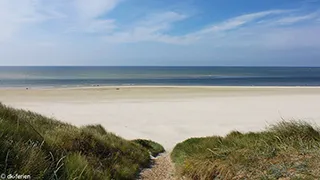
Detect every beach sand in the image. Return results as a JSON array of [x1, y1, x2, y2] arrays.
[[1, 86, 320, 149]]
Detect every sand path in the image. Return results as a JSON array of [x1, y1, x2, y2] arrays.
[[139, 153, 176, 180]]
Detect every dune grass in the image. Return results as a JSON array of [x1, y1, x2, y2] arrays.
[[0, 103, 164, 180], [132, 139, 165, 157], [171, 121, 320, 180], [3, 101, 320, 180]]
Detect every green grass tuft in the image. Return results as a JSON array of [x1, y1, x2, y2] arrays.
[[132, 139, 165, 157], [171, 121, 320, 180], [0, 102, 163, 180]]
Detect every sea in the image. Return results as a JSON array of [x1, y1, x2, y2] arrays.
[[0, 66, 320, 88]]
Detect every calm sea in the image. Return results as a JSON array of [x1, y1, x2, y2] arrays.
[[0, 66, 320, 88]]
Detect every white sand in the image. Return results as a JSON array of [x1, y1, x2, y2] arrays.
[[1, 86, 320, 149]]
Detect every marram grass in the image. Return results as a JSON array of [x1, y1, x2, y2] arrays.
[[132, 139, 165, 157], [172, 121, 320, 180], [2, 101, 320, 180], [0, 103, 164, 180]]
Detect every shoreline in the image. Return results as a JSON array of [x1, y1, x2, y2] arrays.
[[1, 85, 320, 90]]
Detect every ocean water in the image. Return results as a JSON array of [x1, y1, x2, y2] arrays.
[[0, 66, 320, 88]]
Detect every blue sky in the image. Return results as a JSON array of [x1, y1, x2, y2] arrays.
[[0, 0, 320, 66]]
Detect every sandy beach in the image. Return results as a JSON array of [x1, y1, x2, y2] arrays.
[[1, 86, 320, 149]]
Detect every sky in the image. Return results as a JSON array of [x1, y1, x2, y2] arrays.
[[0, 0, 320, 66]]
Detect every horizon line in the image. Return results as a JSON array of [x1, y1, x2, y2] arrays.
[[0, 65, 320, 68]]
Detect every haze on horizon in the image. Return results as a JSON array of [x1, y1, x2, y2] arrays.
[[0, 0, 320, 66]]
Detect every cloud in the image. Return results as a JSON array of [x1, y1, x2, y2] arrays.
[[182, 10, 320, 50], [66, 19, 116, 33], [192, 10, 289, 36], [103, 10, 282, 44], [105, 10, 317, 46], [1, 0, 318, 46], [0, 1, 320, 66], [104, 11, 188, 43], [74, 0, 120, 19], [270, 12, 319, 25], [0, 0, 60, 41], [138, 11, 187, 27], [0, 0, 121, 41], [69, 0, 121, 33], [143, 9, 320, 48]]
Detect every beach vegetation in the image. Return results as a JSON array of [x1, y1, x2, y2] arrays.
[[0, 103, 164, 180], [132, 139, 165, 157], [171, 121, 320, 180]]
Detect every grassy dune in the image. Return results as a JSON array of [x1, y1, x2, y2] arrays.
[[132, 139, 165, 157], [172, 121, 320, 180], [0, 103, 164, 180], [3, 101, 320, 180]]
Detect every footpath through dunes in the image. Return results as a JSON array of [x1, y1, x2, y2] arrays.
[[140, 121, 320, 180], [0, 103, 165, 180], [3, 101, 320, 179], [139, 153, 176, 180]]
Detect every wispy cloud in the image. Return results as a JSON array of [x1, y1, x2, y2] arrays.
[[74, 0, 120, 19], [193, 10, 289, 35], [101, 8, 319, 45], [66, 19, 117, 34], [61, 0, 122, 33], [0, 0, 320, 66], [146, 9, 320, 47], [101, 10, 289, 44], [69, 0, 121, 33], [271, 12, 319, 25], [183, 9, 320, 49], [0, 0, 62, 41], [0, 0, 121, 40], [104, 11, 188, 43], [1, 0, 319, 45], [100, 8, 319, 45]]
